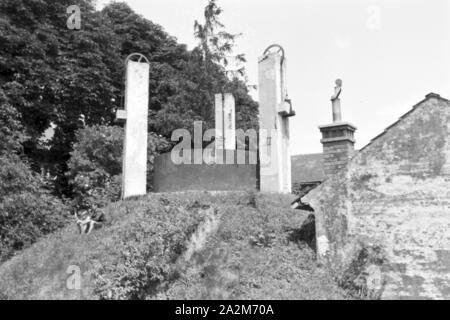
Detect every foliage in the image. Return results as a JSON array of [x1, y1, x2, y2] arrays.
[[0, 89, 27, 155], [66, 125, 172, 214], [0, 0, 120, 160], [0, 154, 68, 262], [93, 201, 210, 300], [0, 85, 67, 263]]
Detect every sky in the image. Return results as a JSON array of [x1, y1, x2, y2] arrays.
[[96, 0, 450, 155]]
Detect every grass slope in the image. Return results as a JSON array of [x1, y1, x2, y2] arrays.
[[0, 191, 348, 300]]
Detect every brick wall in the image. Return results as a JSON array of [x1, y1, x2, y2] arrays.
[[320, 123, 356, 177], [305, 94, 450, 299], [322, 140, 355, 176]]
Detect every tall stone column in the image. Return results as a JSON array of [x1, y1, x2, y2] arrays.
[[215, 94, 225, 150], [223, 93, 236, 150], [258, 45, 295, 193], [215, 93, 236, 164], [116, 54, 150, 199]]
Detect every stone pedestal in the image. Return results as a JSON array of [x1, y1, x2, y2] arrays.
[[319, 122, 356, 176], [332, 98, 342, 122]]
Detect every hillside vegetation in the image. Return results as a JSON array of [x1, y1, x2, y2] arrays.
[[0, 191, 348, 300]]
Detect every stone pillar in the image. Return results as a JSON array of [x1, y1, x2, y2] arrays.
[[215, 93, 225, 153], [258, 48, 295, 193], [215, 93, 235, 164], [116, 55, 150, 199], [332, 98, 342, 122], [223, 93, 236, 150]]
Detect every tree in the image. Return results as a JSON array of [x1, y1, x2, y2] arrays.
[[191, 0, 252, 125], [0, 0, 123, 192], [0, 89, 27, 155], [194, 0, 246, 79]]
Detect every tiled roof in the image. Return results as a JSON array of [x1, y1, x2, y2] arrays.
[[291, 153, 324, 184]]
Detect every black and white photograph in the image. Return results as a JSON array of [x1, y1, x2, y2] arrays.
[[0, 0, 449, 307]]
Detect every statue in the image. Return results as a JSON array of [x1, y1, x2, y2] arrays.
[[331, 79, 342, 101], [331, 79, 342, 122]]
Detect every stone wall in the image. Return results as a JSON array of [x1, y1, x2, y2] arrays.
[[153, 151, 258, 192], [305, 94, 450, 299]]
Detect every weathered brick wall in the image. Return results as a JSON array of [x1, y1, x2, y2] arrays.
[[323, 141, 355, 176], [305, 95, 450, 299]]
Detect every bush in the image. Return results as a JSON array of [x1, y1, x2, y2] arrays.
[[0, 89, 27, 155], [0, 154, 68, 262], [92, 198, 211, 299], [67, 125, 172, 214], [0, 91, 68, 262]]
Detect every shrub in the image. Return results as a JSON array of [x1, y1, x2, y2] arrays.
[[92, 199, 211, 300], [0, 89, 27, 156], [0, 91, 68, 262], [67, 125, 172, 215], [0, 154, 68, 262]]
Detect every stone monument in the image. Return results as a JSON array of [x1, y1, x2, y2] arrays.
[[215, 93, 236, 164], [258, 45, 295, 193], [116, 53, 150, 199]]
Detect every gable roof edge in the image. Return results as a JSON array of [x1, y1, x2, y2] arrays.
[[359, 93, 449, 152]]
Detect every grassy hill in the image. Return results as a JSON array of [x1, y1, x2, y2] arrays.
[[0, 191, 348, 300]]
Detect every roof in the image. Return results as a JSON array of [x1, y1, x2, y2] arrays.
[[360, 93, 450, 151], [291, 153, 324, 184]]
